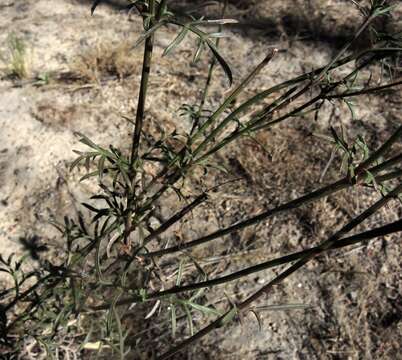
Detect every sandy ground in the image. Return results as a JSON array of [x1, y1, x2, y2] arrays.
[[0, 0, 401, 359]]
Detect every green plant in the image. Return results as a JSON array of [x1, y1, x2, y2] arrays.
[[0, 33, 29, 79], [1, 0, 402, 358]]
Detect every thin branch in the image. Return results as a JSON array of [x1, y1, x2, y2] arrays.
[[136, 47, 397, 206], [156, 182, 402, 359], [355, 125, 402, 175], [144, 162, 402, 258], [88, 190, 402, 312], [130, 2, 156, 170], [326, 79, 402, 100]]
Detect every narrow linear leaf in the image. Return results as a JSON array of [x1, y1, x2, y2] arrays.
[[91, 0, 102, 15], [171, 304, 177, 337], [133, 21, 166, 49], [205, 40, 232, 86], [80, 170, 100, 182], [193, 38, 205, 63], [163, 27, 189, 56], [184, 304, 195, 336], [82, 203, 99, 213], [185, 301, 221, 317]]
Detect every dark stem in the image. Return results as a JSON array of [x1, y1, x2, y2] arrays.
[[143, 161, 402, 258], [130, 5, 156, 171], [136, 47, 395, 208], [86, 212, 402, 312], [326, 79, 402, 100], [124, 0, 156, 246], [156, 182, 402, 360]]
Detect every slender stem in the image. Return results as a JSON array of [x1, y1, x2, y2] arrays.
[[355, 125, 402, 174], [144, 193, 208, 246], [144, 163, 402, 258], [88, 194, 402, 313], [193, 49, 278, 155], [136, 47, 394, 206], [197, 49, 385, 161], [196, 93, 320, 163], [326, 79, 402, 99], [130, 1, 156, 170], [117, 193, 209, 272], [313, 13, 377, 84], [149, 215, 402, 298], [241, 184, 402, 304], [156, 182, 402, 360], [191, 0, 228, 135], [107, 181, 241, 273], [124, 0, 157, 246]]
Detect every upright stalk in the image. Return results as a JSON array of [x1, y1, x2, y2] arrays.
[[124, 0, 156, 246], [130, 0, 156, 171]]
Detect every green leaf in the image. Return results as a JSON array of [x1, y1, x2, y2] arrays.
[[70, 155, 86, 171], [185, 301, 221, 317], [98, 156, 105, 180], [133, 21, 166, 49], [74, 132, 99, 149], [176, 259, 185, 286], [220, 306, 238, 326], [183, 304, 195, 336], [92, 209, 110, 223], [163, 27, 189, 56], [170, 304, 177, 337], [205, 39, 233, 86], [192, 38, 205, 63], [343, 99, 356, 120], [254, 303, 311, 311], [248, 309, 262, 331], [80, 170, 99, 182]]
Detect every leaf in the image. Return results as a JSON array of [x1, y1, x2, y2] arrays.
[[170, 304, 177, 337], [91, 0, 102, 16], [90, 194, 109, 201], [373, 4, 395, 17], [81, 203, 99, 213], [185, 301, 221, 317], [95, 236, 105, 283], [189, 256, 207, 281], [176, 259, 185, 286], [98, 156, 105, 180], [80, 170, 100, 182], [205, 39, 233, 86], [74, 132, 98, 149], [83, 341, 104, 351], [207, 32, 230, 38], [133, 21, 166, 49], [192, 38, 205, 64], [183, 304, 194, 336], [254, 303, 311, 311], [92, 209, 110, 223], [330, 126, 348, 152], [248, 309, 262, 331], [163, 27, 189, 56], [221, 305, 238, 325], [70, 155, 86, 171], [144, 300, 161, 320], [343, 98, 356, 120], [205, 162, 229, 174]]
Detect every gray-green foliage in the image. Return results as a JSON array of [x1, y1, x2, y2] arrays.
[[1, 0, 402, 358]]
